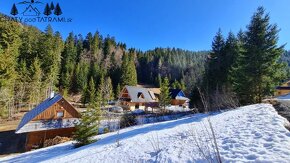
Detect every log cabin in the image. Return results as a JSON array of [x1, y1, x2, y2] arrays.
[[15, 93, 81, 151], [118, 86, 159, 111]]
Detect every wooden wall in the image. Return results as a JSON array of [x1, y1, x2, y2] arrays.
[[171, 99, 186, 106], [33, 98, 80, 121], [26, 128, 76, 151]]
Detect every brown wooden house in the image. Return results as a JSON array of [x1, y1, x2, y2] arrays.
[[15, 93, 81, 151], [169, 89, 189, 107], [118, 86, 159, 111]]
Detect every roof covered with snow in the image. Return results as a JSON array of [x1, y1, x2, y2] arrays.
[[125, 86, 156, 103]]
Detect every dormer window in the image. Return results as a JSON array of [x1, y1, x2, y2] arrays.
[[137, 92, 144, 99]]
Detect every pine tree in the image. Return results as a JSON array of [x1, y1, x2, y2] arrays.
[[87, 77, 96, 103], [43, 3, 51, 16], [10, 4, 18, 16], [91, 32, 100, 57], [159, 77, 171, 111], [97, 75, 106, 106], [60, 32, 77, 90], [29, 58, 42, 108], [73, 89, 101, 147], [172, 79, 181, 89], [224, 32, 239, 80], [54, 3, 62, 16], [206, 29, 226, 92], [103, 77, 114, 102], [120, 51, 137, 87], [115, 83, 121, 99], [50, 2, 55, 10], [0, 21, 22, 118], [230, 7, 286, 104]]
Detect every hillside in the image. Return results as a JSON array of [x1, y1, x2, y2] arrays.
[[1, 104, 290, 162]]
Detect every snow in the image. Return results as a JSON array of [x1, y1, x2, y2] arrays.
[[165, 105, 190, 112], [1, 104, 290, 163]]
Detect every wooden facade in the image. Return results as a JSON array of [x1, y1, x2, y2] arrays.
[[26, 128, 76, 151], [171, 99, 187, 106], [32, 99, 80, 121], [118, 86, 158, 111], [16, 94, 81, 151]]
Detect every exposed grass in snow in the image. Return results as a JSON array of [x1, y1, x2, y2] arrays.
[[1, 104, 290, 163]]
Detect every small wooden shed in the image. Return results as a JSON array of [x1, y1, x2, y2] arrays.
[[15, 93, 81, 151]]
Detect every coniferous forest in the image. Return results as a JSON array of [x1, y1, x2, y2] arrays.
[[0, 6, 289, 118]]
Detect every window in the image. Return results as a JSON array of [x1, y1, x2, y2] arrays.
[[57, 111, 64, 118], [137, 92, 144, 99]]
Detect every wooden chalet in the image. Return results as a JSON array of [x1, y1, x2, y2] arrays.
[[118, 86, 159, 111], [169, 89, 189, 107], [15, 93, 81, 151], [275, 79, 290, 96]]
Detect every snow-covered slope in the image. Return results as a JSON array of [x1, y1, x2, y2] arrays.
[[1, 104, 290, 163]]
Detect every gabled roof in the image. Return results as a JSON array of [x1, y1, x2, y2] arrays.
[[16, 94, 63, 133], [169, 89, 188, 100], [125, 86, 156, 103]]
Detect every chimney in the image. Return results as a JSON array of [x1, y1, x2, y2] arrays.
[[50, 91, 55, 99]]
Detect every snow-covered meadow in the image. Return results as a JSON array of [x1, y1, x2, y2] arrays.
[[1, 104, 290, 163]]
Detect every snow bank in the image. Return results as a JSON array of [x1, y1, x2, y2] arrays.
[[165, 105, 190, 112], [1, 104, 290, 163]]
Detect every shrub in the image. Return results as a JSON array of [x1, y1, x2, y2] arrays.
[[103, 127, 110, 134], [120, 113, 137, 128]]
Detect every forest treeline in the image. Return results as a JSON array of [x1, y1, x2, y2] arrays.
[[0, 13, 208, 118], [0, 6, 288, 118]]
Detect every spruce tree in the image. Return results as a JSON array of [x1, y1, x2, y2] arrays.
[[0, 21, 22, 118], [73, 88, 101, 147], [10, 4, 18, 16], [50, 2, 55, 10], [54, 3, 62, 16], [159, 77, 171, 111], [206, 29, 225, 91], [88, 77, 96, 103], [91, 32, 100, 58], [29, 58, 42, 108], [115, 83, 121, 99], [120, 53, 137, 87], [103, 77, 114, 102], [43, 3, 51, 16], [97, 75, 106, 106], [230, 7, 286, 104]]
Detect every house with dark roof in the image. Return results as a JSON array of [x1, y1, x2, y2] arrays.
[[275, 79, 290, 96], [169, 89, 189, 107], [118, 86, 159, 111], [16, 93, 80, 151], [118, 86, 190, 111]]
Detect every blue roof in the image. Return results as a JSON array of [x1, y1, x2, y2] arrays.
[[169, 89, 185, 99], [16, 94, 63, 132]]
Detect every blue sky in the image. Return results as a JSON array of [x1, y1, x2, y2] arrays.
[[0, 0, 289, 51]]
